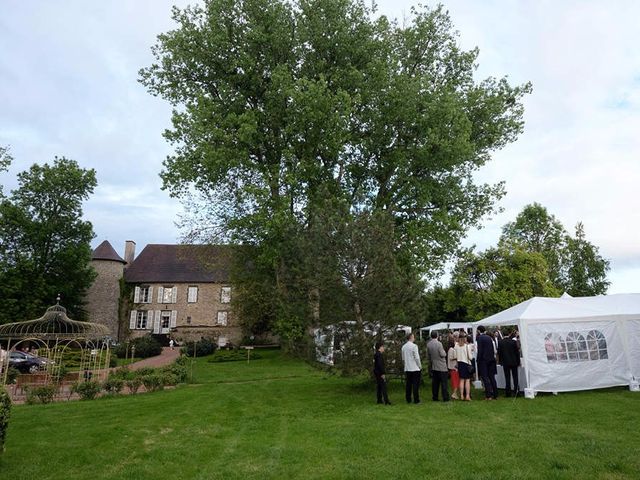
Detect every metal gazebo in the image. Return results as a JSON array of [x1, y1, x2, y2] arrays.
[[0, 302, 111, 394]]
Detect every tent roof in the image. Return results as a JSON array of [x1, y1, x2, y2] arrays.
[[476, 293, 640, 326], [420, 322, 473, 332]]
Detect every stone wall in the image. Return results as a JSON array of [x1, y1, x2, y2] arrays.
[[127, 283, 242, 345], [85, 259, 124, 338]]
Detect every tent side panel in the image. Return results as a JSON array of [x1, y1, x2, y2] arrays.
[[525, 320, 629, 392], [626, 319, 640, 380]]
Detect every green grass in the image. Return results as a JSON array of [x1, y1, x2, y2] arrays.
[[1, 350, 639, 479]]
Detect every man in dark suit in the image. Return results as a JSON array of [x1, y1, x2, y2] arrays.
[[476, 325, 498, 400], [373, 342, 391, 405], [498, 330, 521, 397]]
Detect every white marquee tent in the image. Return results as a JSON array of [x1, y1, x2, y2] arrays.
[[419, 322, 473, 339], [475, 293, 640, 393]]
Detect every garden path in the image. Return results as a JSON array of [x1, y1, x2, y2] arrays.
[[128, 347, 180, 371]]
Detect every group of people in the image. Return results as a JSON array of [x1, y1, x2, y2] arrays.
[[373, 326, 521, 404]]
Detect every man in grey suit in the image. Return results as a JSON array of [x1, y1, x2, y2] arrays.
[[427, 331, 450, 402]]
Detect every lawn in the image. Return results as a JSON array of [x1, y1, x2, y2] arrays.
[[1, 349, 639, 479]]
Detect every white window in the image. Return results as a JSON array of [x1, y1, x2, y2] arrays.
[[136, 311, 149, 329], [161, 311, 171, 330], [545, 330, 608, 363], [216, 311, 228, 326], [188, 286, 198, 303], [134, 286, 152, 303], [221, 286, 231, 304], [158, 286, 177, 304]]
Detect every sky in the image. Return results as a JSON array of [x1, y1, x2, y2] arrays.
[[1, 0, 639, 293]]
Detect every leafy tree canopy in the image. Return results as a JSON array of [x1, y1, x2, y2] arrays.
[[501, 203, 610, 296], [140, 0, 531, 357], [140, 0, 530, 272], [0, 157, 97, 323]]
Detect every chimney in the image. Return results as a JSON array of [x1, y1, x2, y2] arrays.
[[124, 240, 136, 265]]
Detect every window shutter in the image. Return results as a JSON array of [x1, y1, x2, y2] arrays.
[[171, 287, 177, 303], [129, 310, 137, 330], [153, 313, 161, 334], [134, 286, 140, 303], [148, 286, 153, 303], [170, 310, 177, 328], [157, 286, 164, 303]]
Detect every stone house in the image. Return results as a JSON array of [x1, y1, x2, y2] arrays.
[[86, 241, 240, 346]]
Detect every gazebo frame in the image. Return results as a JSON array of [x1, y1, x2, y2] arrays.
[[0, 302, 111, 393]]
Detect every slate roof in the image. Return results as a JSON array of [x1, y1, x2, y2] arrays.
[[92, 240, 126, 263], [123, 244, 233, 283]]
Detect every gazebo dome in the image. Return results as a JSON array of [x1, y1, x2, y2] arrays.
[[0, 303, 109, 340]]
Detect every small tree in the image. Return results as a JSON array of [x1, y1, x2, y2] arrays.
[[0, 157, 97, 323]]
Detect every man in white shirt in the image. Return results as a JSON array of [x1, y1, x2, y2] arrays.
[[401, 333, 422, 404]]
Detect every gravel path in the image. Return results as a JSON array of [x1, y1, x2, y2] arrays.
[[128, 347, 180, 371]]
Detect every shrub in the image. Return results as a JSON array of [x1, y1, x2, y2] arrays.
[[125, 377, 143, 395], [113, 335, 162, 359], [103, 377, 124, 395], [26, 385, 57, 404], [51, 364, 68, 384], [141, 374, 164, 392], [207, 350, 262, 363], [5, 367, 19, 385], [135, 367, 155, 377], [108, 357, 117, 368], [0, 388, 11, 454], [161, 372, 179, 386], [161, 361, 189, 384], [72, 381, 102, 400], [181, 338, 216, 357], [111, 367, 133, 381]]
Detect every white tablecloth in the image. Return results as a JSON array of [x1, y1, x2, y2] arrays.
[[495, 364, 526, 390]]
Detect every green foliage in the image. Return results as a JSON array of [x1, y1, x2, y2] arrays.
[[160, 360, 189, 383], [180, 338, 216, 357], [114, 335, 162, 359], [50, 363, 69, 384], [5, 367, 20, 385], [103, 377, 125, 395], [141, 374, 164, 392], [0, 387, 11, 454], [72, 381, 102, 400], [563, 223, 610, 296], [140, 0, 530, 352], [25, 385, 57, 405], [450, 246, 560, 321], [0, 156, 97, 323], [206, 350, 262, 363], [501, 203, 610, 296], [125, 377, 143, 395], [0, 145, 12, 199]]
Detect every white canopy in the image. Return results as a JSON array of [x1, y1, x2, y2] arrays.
[[419, 322, 473, 339], [420, 322, 473, 332], [475, 293, 640, 393]]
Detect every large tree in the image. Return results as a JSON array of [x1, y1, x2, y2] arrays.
[[450, 246, 560, 321], [0, 157, 97, 323], [501, 203, 610, 296], [140, 0, 530, 350]]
